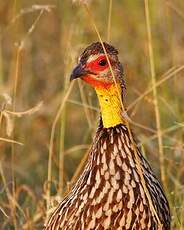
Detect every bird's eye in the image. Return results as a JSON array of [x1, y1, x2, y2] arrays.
[[99, 59, 107, 66]]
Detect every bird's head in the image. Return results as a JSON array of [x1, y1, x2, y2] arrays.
[[70, 42, 126, 128], [70, 42, 125, 91]]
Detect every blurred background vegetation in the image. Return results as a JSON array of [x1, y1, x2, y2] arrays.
[[0, 0, 184, 229]]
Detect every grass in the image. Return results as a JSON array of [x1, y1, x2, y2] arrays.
[[144, 0, 165, 189], [0, 0, 184, 229]]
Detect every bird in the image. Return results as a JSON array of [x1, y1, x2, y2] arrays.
[[45, 42, 171, 230]]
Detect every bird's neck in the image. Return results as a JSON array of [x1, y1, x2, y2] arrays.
[[95, 84, 124, 128]]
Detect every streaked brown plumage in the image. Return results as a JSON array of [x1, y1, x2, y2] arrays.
[[45, 42, 171, 230]]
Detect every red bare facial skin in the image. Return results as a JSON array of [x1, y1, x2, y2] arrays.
[[81, 75, 113, 89], [81, 55, 113, 89], [86, 55, 109, 72]]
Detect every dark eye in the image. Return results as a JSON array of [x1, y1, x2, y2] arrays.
[[99, 59, 107, 66]]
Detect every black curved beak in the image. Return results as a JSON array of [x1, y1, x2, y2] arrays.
[[70, 63, 88, 81]]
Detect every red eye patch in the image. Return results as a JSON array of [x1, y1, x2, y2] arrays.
[[86, 55, 109, 72]]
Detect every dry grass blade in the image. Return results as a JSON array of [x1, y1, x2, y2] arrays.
[[67, 99, 99, 111], [107, 0, 112, 42], [11, 5, 55, 24], [0, 206, 9, 218], [64, 144, 90, 155], [127, 65, 184, 112], [3, 112, 14, 137], [58, 26, 74, 197], [139, 123, 184, 147], [0, 101, 42, 137], [6, 102, 43, 117], [0, 5, 55, 39], [58, 107, 65, 196], [47, 81, 74, 213], [10, 8, 47, 228], [144, 0, 165, 190], [0, 162, 26, 220], [72, 0, 91, 4], [0, 137, 23, 145], [129, 119, 156, 133], [11, 41, 22, 230]]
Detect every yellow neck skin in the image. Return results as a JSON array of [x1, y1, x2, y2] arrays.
[[95, 84, 124, 128]]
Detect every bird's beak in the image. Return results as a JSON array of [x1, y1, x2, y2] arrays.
[[70, 63, 88, 81]]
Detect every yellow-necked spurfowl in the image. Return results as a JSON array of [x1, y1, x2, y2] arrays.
[[45, 42, 171, 230]]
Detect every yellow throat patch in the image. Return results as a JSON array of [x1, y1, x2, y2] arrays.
[[95, 84, 124, 128]]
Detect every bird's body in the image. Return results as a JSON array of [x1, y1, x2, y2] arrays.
[[45, 42, 170, 230]]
